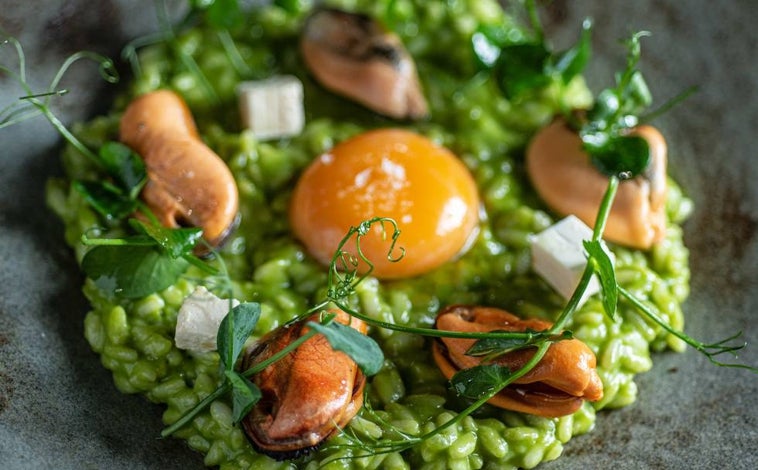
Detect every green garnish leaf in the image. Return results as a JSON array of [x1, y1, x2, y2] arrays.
[[471, 24, 511, 69], [576, 30, 659, 179], [584, 239, 618, 318], [129, 219, 204, 259], [217, 302, 261, 372], [98, 141, 146, 200], [484, 16, 592, 101], [225, 370, 261, 423], [586, 134, 651, 179], [191, 0, 243, 30], [553, 18, 592, 85], [494, 42, 552, 100], [73, 180, 137, 220], [81, 244, 189, 298], [307, 320, 384, 376], [465, 334, 531, 357], [466, 330, 573, 358], [451, 364, 512, 400]]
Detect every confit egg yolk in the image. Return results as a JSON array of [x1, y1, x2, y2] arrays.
[[289, 128, 480, 279]]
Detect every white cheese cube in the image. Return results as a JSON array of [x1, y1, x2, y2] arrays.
[[175, 286, 240, 353], [531, 215, 613, 306], [237, 76, 304, 140]]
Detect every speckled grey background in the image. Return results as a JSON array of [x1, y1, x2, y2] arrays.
[[0, 1, 756, 469]]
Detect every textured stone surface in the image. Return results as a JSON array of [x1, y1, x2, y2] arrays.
[[1, 1, 756, 469]]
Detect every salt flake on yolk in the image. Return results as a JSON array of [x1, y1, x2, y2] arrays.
[[289, 128, 480, 279]]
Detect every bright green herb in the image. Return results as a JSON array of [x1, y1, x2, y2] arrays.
[[81, 244, 190, 299], [73, 180, 138, 221], [471, 0, 592, 101], [217, 302, 262, 423], [200, 0, 243, 30], [307, 318, 384, 376], [451, 364, 513, 400], [0, 35, 118, 162], [130, 220, 204, 259], [218, 302, 262, 372], [98, 141, 147, 200]]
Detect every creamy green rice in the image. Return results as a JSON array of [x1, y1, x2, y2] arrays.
[[47, 0, 692, 468]]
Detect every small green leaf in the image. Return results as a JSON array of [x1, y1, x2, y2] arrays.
[[73, 180, 136, 220], [587, 134, 651, 179], [307, 320, 384, 376], [206, 0, 242, 30], [217, 302, 261, 371], [225, 370, 261, 423], [451, 364, 512, 400], [584, 240, 618, 318], [98, 141, 146, 199], [495, 42, 552, 100], [465, 334, 531, 357], [471, 24, 512, 69], [553, 18, 592, 84], [129, 219, 203, 259], [81, 245, 189, 298]]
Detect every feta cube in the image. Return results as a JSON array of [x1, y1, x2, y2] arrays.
[[531, 215, 613, 306], [237, 76, 304, 140], [174, 286, 240, 353]]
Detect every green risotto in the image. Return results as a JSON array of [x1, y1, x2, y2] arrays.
[[47, 0, 692, 468]]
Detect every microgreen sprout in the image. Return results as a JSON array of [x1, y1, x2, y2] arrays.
[[471, 0, 592, 102], [0, 34, 118, 161]]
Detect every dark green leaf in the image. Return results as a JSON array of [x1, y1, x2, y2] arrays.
[[494, 42, 552, 100], [584, 240, 618, 319], [465, 334, 531, 357], [217, 302, 261, 371], [206, 0, 242, 30], [81, 245, 189, 298], [307, 320, 384, 376], [98, 141, 146, 200], [129, 219, 203, 259], [73, 180, 136, 220], [471, 24, 512, 69], [553, 18, 592, 84], [451, 364, 512, 400], [225, 370, 261, 423], [587, 134, 650, 179]]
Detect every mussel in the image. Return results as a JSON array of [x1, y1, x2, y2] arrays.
[[240, 310, 367, 460], [526, 118, 668, 249], [433, 305, 603, 417], [300, 8, 428, 120]]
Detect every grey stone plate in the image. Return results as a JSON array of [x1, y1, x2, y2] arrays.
[[1, 1, 756, 469]]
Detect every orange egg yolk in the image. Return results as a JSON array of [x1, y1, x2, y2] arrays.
[[289, 128, 480, 279]]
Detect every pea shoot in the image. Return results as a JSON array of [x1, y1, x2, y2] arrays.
[[471, 0, 592, 103]]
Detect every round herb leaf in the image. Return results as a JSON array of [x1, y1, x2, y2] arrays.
[[81, 245, 189, 298], [588, 134, 650, 179], [494, 43, 552, 100]]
